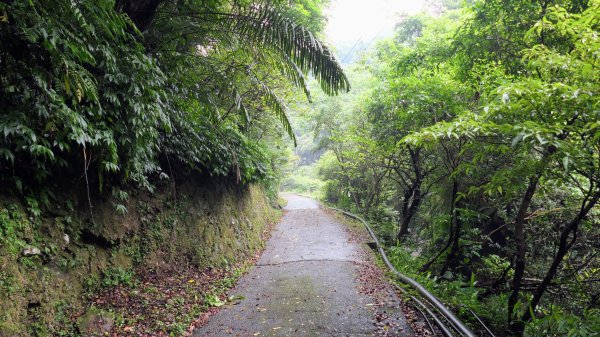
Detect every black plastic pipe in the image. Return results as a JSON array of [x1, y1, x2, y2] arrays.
[[328, 206, 477, 337], [396, 284, 455, 337]]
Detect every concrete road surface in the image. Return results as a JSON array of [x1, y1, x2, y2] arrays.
[[193, 194, 411, 337]]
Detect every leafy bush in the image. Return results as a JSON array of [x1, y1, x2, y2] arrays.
[[526, 309, 600, 337], [0, 0, 168, 191], [281, 163, 324, 195], [0, 0, 348, 200], [101, 267, 135, 288]]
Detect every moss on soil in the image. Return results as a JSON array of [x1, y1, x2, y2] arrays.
[[0, 177, 278, 336]]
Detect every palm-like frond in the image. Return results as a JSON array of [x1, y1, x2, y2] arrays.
[[231, 6, 350, 96], [248, 76, 297, 146], [150, 3, 349, 145], [276, 52, 312, 101], [189, 52, 297, 145]]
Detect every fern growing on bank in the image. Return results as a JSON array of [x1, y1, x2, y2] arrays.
[[0, 0, 348, 199]]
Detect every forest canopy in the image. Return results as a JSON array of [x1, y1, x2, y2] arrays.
[[0, 0, 347, 199], [288, 0, 600, 335], [2, 0, 600, 335]]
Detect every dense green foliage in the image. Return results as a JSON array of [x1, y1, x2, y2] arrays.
[[0, 2, 345, 333], [0, 0, 347, 202], [303, 0, 600, 335], [3, 0, 599, 335]]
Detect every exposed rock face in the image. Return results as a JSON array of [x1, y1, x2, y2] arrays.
[[21, 246, 41, 257]]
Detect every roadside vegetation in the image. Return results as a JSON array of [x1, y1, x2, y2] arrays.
[[0, 0, 345, 335], [0, 0, 347, 201], [2, 0, 598, 336], [290, 0, 600, 335]]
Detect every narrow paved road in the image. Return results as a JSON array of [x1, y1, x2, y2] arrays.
[[193, 194, 411, 337]]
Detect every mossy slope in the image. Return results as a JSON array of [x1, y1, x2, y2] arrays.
[[0, 177, 277, 336]]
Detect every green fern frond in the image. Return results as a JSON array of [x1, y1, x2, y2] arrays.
[[249, 76, 297, 146], [231, 5, 350, 96], [278, 52, 312, 101]]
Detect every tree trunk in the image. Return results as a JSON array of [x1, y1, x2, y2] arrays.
[[350, 188, 361, 213], [398, 185, 414, 238], [439, 207, 462, 276], [520, 191, 600, 325], [397, 147, 423, 241], [420, 178, 459, 272], [115, 0, 165, 31], [508, 145, 557, 336], [364, 167, 385, 217], [508, 175, 541, 336]]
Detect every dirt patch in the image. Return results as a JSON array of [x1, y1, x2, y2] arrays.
[[85, 265, 243, 336]]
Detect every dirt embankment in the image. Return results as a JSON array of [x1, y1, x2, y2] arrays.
[[0, 175, 279, 336]]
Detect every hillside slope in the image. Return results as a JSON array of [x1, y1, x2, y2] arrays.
[[0, 176, 278, 336]]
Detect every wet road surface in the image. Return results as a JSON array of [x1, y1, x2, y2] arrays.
[[193, 194, 411, 337]]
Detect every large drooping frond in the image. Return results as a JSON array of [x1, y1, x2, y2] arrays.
[[275, 51, 312, 101], [148, 2, 349, 145], [171, 48, 298, 145], [247, 76, 297, 146], [230, 5, 350, 97]]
